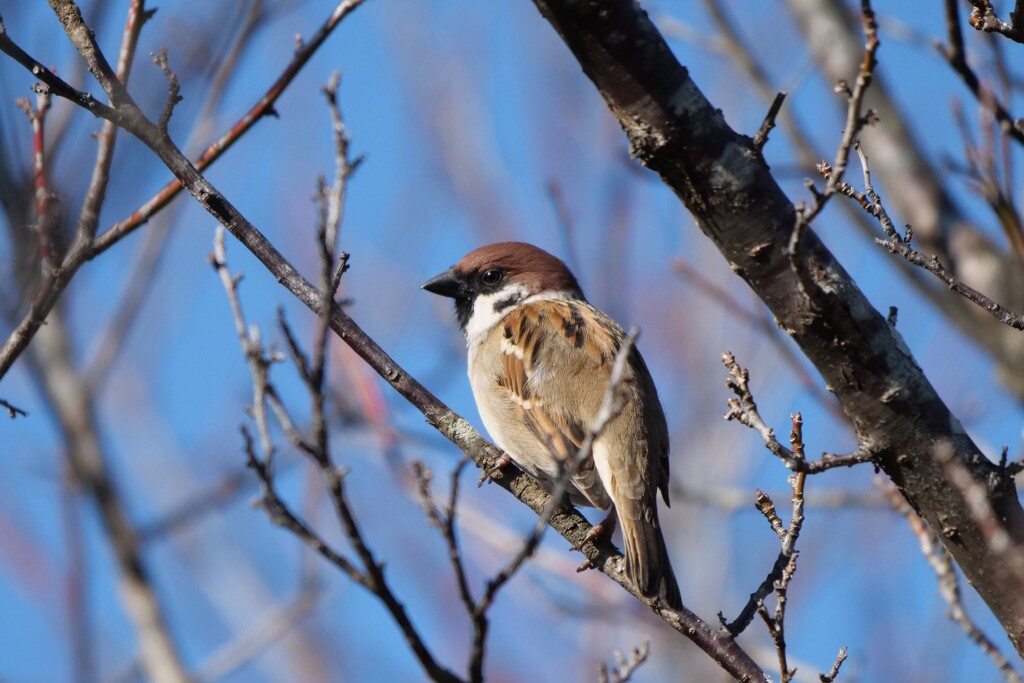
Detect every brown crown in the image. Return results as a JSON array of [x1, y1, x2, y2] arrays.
[[453, 242, 584, 298]]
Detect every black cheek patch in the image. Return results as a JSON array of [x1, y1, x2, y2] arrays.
[[493, 293, 522, 314]]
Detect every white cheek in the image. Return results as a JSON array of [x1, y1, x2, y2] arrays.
[[464, 284, 528, 347]]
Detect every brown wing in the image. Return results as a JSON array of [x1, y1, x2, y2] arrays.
[[495, 299, 620, 509], [628, 346, 671, 506]]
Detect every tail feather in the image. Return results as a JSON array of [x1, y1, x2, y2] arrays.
[[622, 507, 681, 610]]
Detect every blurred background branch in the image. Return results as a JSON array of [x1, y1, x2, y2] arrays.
[[1, 1, 1023, 682]]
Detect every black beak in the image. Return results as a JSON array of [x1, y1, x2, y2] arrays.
[[421, 269, 464, 299]]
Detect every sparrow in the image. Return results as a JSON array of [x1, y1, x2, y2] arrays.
[[422, 241, 681, 609]]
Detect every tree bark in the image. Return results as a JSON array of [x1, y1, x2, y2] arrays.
[[529, 0, 1024, 656]]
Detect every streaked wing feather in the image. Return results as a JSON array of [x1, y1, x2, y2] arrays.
[[496, 301, 618, 508]]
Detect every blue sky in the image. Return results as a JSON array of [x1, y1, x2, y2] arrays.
[[1, 1, 1022, 681]]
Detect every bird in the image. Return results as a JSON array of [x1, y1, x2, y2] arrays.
[[422, 241, 681, 609]]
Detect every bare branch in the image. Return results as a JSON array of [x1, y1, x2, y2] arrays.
[[836, 142, 1024, 331], [0, 0, 368, 384], [46, 0, 135, 106], [150, 47, 182, 137], [596, 640, 650, 683], [414, 459, 486, 681], [752, 459, 806, 683], [16, 89, 58, 278], [752, 91, 786, 153], [213, 230, 462, 683], [818, 647, 848, 683], [0, 398, 28, 418], [90, 0, 369, 253], [721, 352, 876, 474], [942, 0, 1024, 146], [886, 481, 1024, 683], [795, 0, 880, 228], [75, 0, 150, 246], [29, 295, 189, 683], [240, 428, 365, 583], [0, 16, 121, 122], [966, 0, 1024, 43], [721, 415, 808, 639]]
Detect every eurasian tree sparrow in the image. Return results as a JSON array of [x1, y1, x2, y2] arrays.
[[422, 242, 681, 609]]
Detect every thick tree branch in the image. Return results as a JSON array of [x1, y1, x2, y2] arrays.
[[783, 0, 1024, 403], [886, 480, 1024, 682], [528, 0, 1024, 657], [3, 9, 765, 667]]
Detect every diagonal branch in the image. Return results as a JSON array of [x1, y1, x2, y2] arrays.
[[942, 0, 1024, 146], [886, 480, 1024, 683], [833, 142, 1024, 331], [0, 0, 368, 385], [528, 0, 1024, 657], [966, 0, 1024, 43], [212, 230, 461, 683]]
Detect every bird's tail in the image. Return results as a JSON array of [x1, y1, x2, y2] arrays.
[[622, 506, 682, 610]]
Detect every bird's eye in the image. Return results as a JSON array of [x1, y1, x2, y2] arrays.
[[481, 269, 503, 286]]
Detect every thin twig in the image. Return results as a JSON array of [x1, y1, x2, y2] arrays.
[[752, 91, 786, 153], [597, 640, 650, 683], [721, 352, 876, 473], [91, 0, 368, 253], [0, 397, 28, 418], [748, 459, 806, 683], [836, 141, 1024, 331], [150, 47, 182, 137], [46, 0, 135, 106], [941, 0, 1024, 146], [74, 0, 150, 245], [818, 647, 848, 683], [241, 428, 365, 582], [213, 227, 462, 683], [16, 89, 57, 278], [795, 0, 880, 228], [885, 480, 1024, 683], [721, 415, 808, 637], [193, 579, 323, 683], [413, 459, 487, 681], [0, 0, 368, 384]]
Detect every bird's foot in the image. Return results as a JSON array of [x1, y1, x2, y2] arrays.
[[575, 558, 596, 573], [571, 510, 618, 551], [477, 453, 512, 487]]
